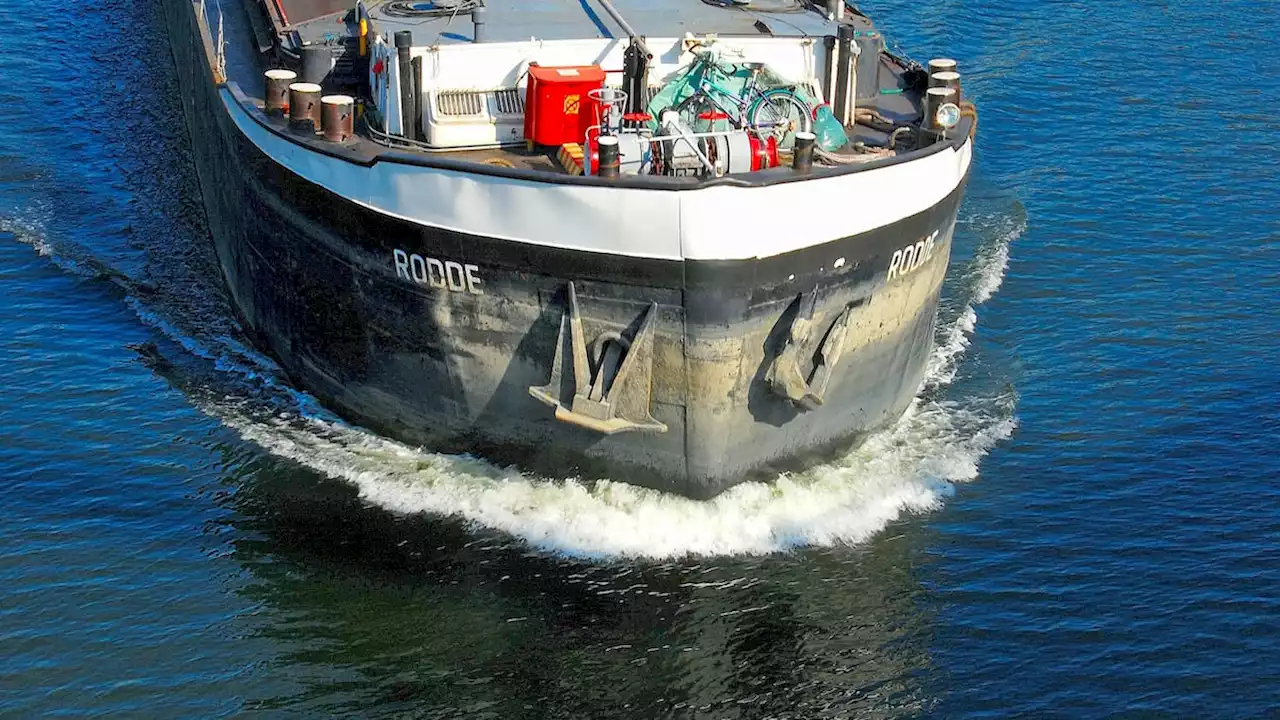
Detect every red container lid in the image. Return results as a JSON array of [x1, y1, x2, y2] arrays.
[[528, 65, 606, 84]]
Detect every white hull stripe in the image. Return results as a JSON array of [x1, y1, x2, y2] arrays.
[[223, 91, 970, 262]]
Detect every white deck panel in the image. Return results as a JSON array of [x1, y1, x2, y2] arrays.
[[358, 0, 846, 44]]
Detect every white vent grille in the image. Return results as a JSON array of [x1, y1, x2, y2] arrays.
[[437, 91, 484, 116], [434, 89, 527, 118], [492, 88, 524, 115]]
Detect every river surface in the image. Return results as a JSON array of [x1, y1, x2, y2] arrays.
[[1, 0, 1277, 716]]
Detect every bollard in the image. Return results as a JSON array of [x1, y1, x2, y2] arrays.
[[597, 136, 620, 179], [321, 95, 355, 142], [264, 69, 296, 117], [792, 131, 816, 172], [288, 82, 323, 134], [927, 58, 957, 78], [924, 87, 956, 132], [929, 70, 961, 105]]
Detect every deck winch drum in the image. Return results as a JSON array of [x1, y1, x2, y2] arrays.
[[585, 129, 778, 177], [287, 82, 322, 132], [264, 69, 296, 116]]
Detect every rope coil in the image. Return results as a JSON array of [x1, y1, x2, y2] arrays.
[[378, 0, 483, 18]]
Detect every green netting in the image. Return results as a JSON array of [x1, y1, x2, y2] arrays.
[[644, 55, 816, 132]]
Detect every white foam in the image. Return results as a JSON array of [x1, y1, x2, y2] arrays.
[[205, 391, 1014, 559], [1, 209, 56, 260], [925, 305, 977, 388], [968, 212, 1022, 304], [972, 241, 1010, 305], [924, 210, 1023, 389]]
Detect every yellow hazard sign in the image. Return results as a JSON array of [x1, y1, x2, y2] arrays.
[[564, 94, 580, 115]]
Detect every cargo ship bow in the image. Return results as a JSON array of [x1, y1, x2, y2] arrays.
[[163, 0, 977, 498]]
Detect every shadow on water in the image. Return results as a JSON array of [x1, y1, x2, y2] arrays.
[[207, 449, 943, 718]]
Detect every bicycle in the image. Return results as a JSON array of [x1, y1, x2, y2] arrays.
[[671, 49, 814, 144]]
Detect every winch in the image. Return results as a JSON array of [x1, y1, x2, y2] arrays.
[[585, 112, 779, 178]]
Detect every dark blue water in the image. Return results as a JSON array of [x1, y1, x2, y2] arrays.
[[2, 0, 1277, 716]]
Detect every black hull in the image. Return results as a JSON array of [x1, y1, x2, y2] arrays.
[[164, 1, 968, 498]]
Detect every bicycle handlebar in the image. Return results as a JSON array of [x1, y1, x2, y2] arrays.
[[689, 46, 724, 70]]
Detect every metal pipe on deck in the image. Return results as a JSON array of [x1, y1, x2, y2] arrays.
[[591, 0, 651, 58], [268, 0, 289, 27], [822, 35, 837, 102], [301, 44, 332, 87], [833, 24, 855, 126], [471, 5, 488, 42], [411, 56, 424, 141], [395, 30, 416, 140]]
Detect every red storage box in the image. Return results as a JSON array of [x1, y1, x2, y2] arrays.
[[523, 64, 606, 147]]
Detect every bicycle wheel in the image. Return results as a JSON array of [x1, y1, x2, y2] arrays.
[[674, 92, 733, 132], [673, 92, 714, 119], [746, 88, 813, 147]]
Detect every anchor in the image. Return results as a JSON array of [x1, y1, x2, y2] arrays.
[[764, 290, 858, 412], [528, 282, 667, 435]]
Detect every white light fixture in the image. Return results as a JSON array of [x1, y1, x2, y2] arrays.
[[935, 102, 961, 129]]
